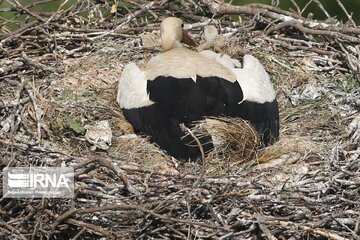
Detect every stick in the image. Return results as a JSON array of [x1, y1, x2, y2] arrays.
[[25, 78, 42, 143], [95, 156, 140, 195], [264, 19, 360, 43], [335, 0, 357, 27], [0, 221, 27, 240], [22, 52, 56, 72], [185, 127, 206, 175], [311, 0, 331, 19]]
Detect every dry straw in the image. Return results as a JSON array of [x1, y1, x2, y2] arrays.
[[191, 116, 259, 173]]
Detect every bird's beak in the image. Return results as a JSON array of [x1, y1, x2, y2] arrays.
[[181, 29, 197, 47]]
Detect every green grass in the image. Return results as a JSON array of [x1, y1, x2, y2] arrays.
[[59, 89, 98, 101]]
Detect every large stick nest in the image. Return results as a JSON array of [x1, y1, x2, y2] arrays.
[[1, 0, 360, 239]]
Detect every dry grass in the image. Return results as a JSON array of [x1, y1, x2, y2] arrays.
[[191, 117, 259, 174]]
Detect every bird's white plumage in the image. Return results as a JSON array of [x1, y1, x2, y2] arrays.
[[233, 55, 276, 103], [117, 63, 154, 109], [160, 17, 183, 51], [197, 26, 241, 69], [145, 48, 237, 82], [200, 50, 242, 69], [196, 25, 275, 104], [197, 25, 218, 52]]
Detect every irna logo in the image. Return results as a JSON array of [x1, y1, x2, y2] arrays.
[[3, 167, 74, 198]]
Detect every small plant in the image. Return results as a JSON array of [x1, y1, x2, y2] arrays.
[[65, 117, 86, 135]]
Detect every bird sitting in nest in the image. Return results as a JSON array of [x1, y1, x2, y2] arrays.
[[197, 25, 242, 69], [117, 17, 279, 161]]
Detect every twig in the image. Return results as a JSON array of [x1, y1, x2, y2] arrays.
[[25, 79, 42, 143], [264, 19, 360, 43], [90, 1, 155, 41], [46, 209, 112, 237], [311, 0, 331, 19], [200, 0, 360, 43], [0, 60, 24, 76], [289, 0, 301, 15], [245, 212, 350, 240], [45, 0, 69, 24], [0, 97, 30, 108], [0, 221, 27, 240], [66, 218, 112, 238], [185, 126, 206, 175], [335, 0, 357, 27], [70, 227, 86, 240], [10, 0, 46, 22], [49, 202, 229, 231], [21, 52, 56, 72], [95, 156, 140, 195], [300, 0, 313, 16]]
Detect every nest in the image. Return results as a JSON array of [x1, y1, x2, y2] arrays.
[[1, 0, 360, 239]]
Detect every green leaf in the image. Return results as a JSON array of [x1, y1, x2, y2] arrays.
[[66, 118, 85, 134]]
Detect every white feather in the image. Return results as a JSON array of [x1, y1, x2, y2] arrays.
[[199, 50, 242, 69], [145, 48, 237, 83], [197, 26, 241, 69], [233, 55, 276, 103], [117, 63, 154, 109]]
